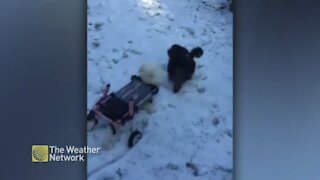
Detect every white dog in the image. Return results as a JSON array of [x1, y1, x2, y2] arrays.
[[138, 62, 166, 86], [101, 63, 167, 150], [138, 62, 167, 114]]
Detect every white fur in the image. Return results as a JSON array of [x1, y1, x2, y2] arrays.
[[102, 125, 122, 150], [87, 121, 95, 131], [102, 63, 166, 150], [102, 120, 136, 150], [143, 102, 155, 114], [139, 63, 166, 86]]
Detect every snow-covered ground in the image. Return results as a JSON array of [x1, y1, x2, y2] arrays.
[[87, 0, 233, 179]]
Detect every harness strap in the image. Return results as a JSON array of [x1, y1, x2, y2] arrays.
[[122, 100, 135, 120], [128, 100, 134, 117]]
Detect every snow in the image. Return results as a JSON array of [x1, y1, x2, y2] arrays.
[[87, 0, 233, 179]]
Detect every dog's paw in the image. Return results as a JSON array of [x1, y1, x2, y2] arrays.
[[101, 135, 116, 151], [144, 102, 156, 114], [87, 121, 96, 131], [101, 142, 114, 151]]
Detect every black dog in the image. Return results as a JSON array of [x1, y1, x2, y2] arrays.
[[167, 44, 203, 93]]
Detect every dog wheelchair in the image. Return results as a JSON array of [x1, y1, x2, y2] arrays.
[[87, 75, 159, 147]]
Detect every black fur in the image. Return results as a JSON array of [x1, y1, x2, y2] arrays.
[[167, 44, 204, 93]]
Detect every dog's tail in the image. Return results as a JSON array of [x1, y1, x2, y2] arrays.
[[189, 47, 204, 59]]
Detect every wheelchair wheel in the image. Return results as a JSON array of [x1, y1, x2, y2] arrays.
[[131, 75, 140, 81], [152, 87, 159, 95], [128, 130, 143, 148]]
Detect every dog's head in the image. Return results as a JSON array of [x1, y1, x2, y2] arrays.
[[167, 44, 189, 60], [168, 44, 203, 60]]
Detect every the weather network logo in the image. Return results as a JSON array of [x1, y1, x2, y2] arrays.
[[32, 144, 101, 163], [32, 145, 49, 163]]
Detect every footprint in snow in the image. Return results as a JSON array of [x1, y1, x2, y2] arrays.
[[197, 86, 206, 93]]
